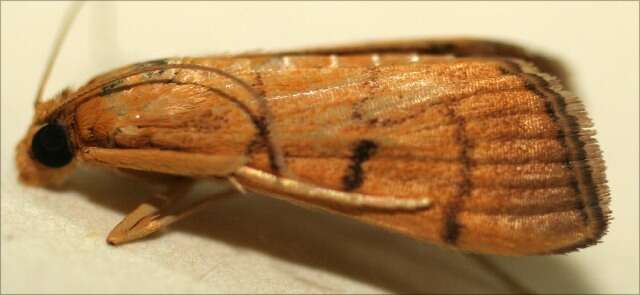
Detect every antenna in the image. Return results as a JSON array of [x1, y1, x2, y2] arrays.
[[34, 2, 84, 106]]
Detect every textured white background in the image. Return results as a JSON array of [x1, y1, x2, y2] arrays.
[[2, 1, 638, 293]]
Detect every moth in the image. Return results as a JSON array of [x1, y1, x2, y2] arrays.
[[16, 10, 610, 256]]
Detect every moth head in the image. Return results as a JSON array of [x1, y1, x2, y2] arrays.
[[17, 90, 78, 187]]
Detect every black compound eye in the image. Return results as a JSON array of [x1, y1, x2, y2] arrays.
[[31, 123, 73, 168]]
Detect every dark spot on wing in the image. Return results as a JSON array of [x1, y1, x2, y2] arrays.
[[342, 140, 378, 191]]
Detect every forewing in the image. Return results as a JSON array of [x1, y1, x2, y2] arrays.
[[241, 55, 608, 255]]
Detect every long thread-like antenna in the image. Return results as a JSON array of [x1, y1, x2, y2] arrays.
[[34, 2, 84, 106]]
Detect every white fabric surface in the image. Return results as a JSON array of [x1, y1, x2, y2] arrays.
[[2, 2, 638, 293]]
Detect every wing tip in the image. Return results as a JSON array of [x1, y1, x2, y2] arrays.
[[512, 59, 611, 254]]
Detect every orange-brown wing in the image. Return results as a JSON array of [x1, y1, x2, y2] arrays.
[[235, 55, 609, 256], [61, 42, 608, 255]]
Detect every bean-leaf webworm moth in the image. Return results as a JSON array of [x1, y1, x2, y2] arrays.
[[17, 4, 610, 258]]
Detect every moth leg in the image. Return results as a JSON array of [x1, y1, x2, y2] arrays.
[[227, 175, 247, 194], [233, 166, 431, 210], [106, 179, 192, 245], [106, 180, 236, 245]]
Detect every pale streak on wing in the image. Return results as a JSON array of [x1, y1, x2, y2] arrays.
[[272, 76, 444, 126], [266, 68, 434, 101], [264, 78, 447, 147], [281, 56, 293, 69], [371, 53, 381, 66], [267, 75, 367, 101], [275, 85, 446, 141], [329, 54, 339, 68], [409, 52, 420, 63], [270, 75, 523, 144]]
